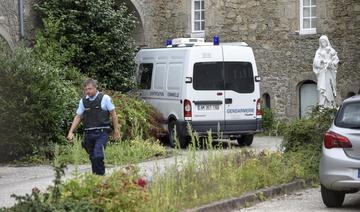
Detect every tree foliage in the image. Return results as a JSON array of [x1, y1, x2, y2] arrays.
[[35, 0, 138, 91], [0, 42, 79, 162]]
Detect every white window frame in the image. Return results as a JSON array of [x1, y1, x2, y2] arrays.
[[300, 0, 317, 35], [191, 0, 205, 33]]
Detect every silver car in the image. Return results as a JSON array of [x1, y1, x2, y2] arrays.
[[320, 95, 360, 207]]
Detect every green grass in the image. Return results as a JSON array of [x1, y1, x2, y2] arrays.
[[56, 135, 167, 166], [146, 137, 309, 211]]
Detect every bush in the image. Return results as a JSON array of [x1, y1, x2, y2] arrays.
[[33, 19, 86, 88], [261, 107, 274, 133], [35, 0, 138, 91], [282, 105, 337, 179], [3, 164, 149, 211], [0, 44, 79, 162], [269, 119, 287, 136], [59, 171, 148, 211], [110, 92, 166, 141], [282, 106, 337, 152]]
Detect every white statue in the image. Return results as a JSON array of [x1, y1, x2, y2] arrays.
[[313, 35, 339, 108]]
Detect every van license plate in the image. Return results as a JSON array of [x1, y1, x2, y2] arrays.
[[197, 105, 219, 111]]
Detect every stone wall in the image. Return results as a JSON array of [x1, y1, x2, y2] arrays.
[[149, 0, 360, 119], [0, 0, 19, 48], [0, 0, 39, 48]]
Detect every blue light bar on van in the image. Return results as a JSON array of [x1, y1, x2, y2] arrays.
[[213, 36, 219, 45], [166, 39, 172, 46]]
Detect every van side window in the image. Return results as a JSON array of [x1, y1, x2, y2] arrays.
[[193, 62, 224, 90], [139, 63, 153, 89], [225, 62, 254, 93]]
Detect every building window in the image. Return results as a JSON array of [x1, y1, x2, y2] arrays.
[[300, 0, 317, 35], [192, 0, 205, 32]]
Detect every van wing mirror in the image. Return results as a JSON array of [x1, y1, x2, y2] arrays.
[[185, 77, 193, 83], [255, 76, 261, 82]]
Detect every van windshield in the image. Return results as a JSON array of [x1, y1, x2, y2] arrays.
[[335, 102, 360, 128], [193, 62, 254, 93]]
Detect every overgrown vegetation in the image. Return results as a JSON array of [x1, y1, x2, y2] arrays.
[[261, 107, 274, 133], [35, 0, 138, 91], [3, 163, 149, 211], [56, 136, 166, 166], [50, 92, 168, 166], [0, 47, 164, 163], [282, 105, 337, 179], [260, 107, 287, 136], [149, 147, 307, 211], [5, 91, 167, 165], [261, 107, 274, 132], [0, 0, 141, 162], [3, 143, 309, 212], [0, 43, 79, 162], [110, 92, 166, 141]]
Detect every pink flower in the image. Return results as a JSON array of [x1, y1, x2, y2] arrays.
[[135, 178, 146, 188]]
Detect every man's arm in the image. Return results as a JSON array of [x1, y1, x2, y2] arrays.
[[110, 110, 120, 141], [67, 115, 82, 141]]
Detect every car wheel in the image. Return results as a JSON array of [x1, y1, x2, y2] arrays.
[[237, 134, 254, 146], [168, 120, 188, 149], [321, 185, 345, 208]]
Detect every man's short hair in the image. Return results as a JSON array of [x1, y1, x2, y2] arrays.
[[83, 79, 98, 88]]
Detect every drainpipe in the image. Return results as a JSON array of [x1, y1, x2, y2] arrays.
[[19, 0, 24, 40]]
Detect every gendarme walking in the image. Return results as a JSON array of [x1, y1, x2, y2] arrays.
[[67, 79, 120, 175]]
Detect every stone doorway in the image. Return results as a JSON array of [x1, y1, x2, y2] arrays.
[[299, 81, 319, 118], [262, 93, 271, 109]]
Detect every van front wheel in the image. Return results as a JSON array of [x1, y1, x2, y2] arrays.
[[237, 134, 254, 146], [168, 120, 188, 149]]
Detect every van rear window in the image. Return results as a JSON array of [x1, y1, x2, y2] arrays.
[[193, 62, 254, 93], [225, 62, 254, 93], [193, 62, 224, 90], [335, 102, 360, 128]]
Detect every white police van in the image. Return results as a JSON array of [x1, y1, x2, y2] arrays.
[[135, 37, 262, 148]]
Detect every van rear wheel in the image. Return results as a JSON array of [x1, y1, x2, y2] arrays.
[[237, 134, 254, 146], [168, 120, 188, 149]]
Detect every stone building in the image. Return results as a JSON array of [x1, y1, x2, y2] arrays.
[[1, 0, 360, 119]]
